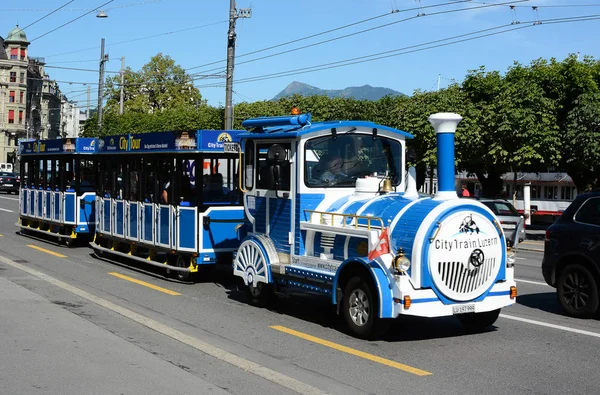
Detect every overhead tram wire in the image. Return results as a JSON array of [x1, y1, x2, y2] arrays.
[[195, 14, 600, 88], [470, 1, 600, 7], [226, 16, 600, 85], [21, 0, 75, 30], [30, 0, 116, 42], [44, 65, 120, 74], [189, 0, 530, 78], [185, 0, 475, 72], [102, 0, 524, 89], [42, 20, 227, 59]]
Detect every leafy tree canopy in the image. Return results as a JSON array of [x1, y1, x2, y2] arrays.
[[103, 53, 203, 115]]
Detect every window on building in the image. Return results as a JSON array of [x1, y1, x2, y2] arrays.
[[10, 72, 16, 82], [18, 111, 23, 124], [20, 73, 25, 83], [8, 110, 14, 124], [561, 186, 575, 200], [10, 48, 18, 60], [20, 48, 26, 60], [546, 186, 559, 200], [9, 91, 15, 103], [19, 91, 24, 104]]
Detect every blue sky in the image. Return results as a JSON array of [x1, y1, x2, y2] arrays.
[[1, 0, 599, 110]]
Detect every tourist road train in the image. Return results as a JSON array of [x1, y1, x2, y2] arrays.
[[16, 112, 517, 338]]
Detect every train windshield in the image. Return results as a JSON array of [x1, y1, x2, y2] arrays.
[[304, 134, 402, 187]]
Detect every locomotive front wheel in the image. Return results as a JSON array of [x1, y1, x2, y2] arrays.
[[342, 276, 377, 339], [245, 282, 273, 308], [457, 308, 500, 332]]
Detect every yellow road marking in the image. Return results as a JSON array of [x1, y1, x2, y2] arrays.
[[0, 233, 3, 236], [109, 272, 181, 296], [27, 244, 67, 258], [271, 325, 432, 376]]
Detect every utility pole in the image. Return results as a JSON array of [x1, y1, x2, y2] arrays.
[[97, 38, 109, 133], [119, 56, 125, 114], [86, 85, 90, 118], [224, 0, 251, 130]]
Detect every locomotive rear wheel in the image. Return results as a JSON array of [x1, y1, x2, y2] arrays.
[[457, 308, 500, 332], [342, 276, 377, 339]]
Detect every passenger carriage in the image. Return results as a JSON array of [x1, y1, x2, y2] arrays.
[[233, 112, 518, 338], [89, 130, 244, 280], [17, 138, 97, 246]]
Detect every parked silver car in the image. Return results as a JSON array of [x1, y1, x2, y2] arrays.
[[479, 199, 526, 246]]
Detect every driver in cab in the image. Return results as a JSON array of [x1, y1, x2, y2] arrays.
[[320, 155, 346, 184]]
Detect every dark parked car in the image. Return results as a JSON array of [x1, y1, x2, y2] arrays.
[[542, 191, 600, 318], [0, 171, 19, 194]]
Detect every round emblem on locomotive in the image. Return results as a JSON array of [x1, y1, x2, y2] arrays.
[[428, 210, 503, 301]]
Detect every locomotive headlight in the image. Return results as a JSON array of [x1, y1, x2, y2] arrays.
[[506, 247, 516, 267], [393, 248, 411, 272]]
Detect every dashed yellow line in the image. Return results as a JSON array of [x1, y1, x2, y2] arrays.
[[27, 244, 67, 258], [270, 325, 432, 376], [109, 272, 181, 296]]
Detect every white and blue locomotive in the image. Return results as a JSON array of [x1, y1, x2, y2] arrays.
[[233, 112, 517, 338]]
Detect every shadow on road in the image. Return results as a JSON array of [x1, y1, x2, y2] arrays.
[[225, 288, 499, 341], [517, 291, 565, 315]]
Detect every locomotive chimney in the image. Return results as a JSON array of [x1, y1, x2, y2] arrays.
[[428, 112, 463, 200]]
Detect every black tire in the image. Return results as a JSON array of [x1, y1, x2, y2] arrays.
[[457, 309, 501, 332], [245, 282, 273, 308], [64, 237, 77, 247], [174, 255, 191, 282], [342, 276, 378, 339], [557, 264, 599, 318]]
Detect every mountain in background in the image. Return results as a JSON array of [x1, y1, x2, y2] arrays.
[[272, 81, 405, 101]]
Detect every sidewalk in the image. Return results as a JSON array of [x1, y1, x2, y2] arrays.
[[518, 229, 545, 252], [0, 276, 228, 395], [518, 239, 544, 252]]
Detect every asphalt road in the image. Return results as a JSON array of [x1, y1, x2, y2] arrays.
[[1, 194, 599, 395]]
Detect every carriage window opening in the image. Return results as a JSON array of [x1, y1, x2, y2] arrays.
[[65, 159, 76, 191], [201, 156, 238, 205], [78, 159, 96, 193], [256, 143, 291, 191]]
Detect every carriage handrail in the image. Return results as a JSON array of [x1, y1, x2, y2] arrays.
[[304, 209, 384, 231]]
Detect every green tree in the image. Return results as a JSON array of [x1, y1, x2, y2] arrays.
[[527, 55, 600, 191], [393, 85, 472, 190], [461, 65, 561, 197], [564, 92, 600, 191], [103, 53, 203, 115]]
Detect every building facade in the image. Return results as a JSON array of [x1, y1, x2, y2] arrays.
[[0, 25, 29, 164], [1, 25, 83, 170]]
